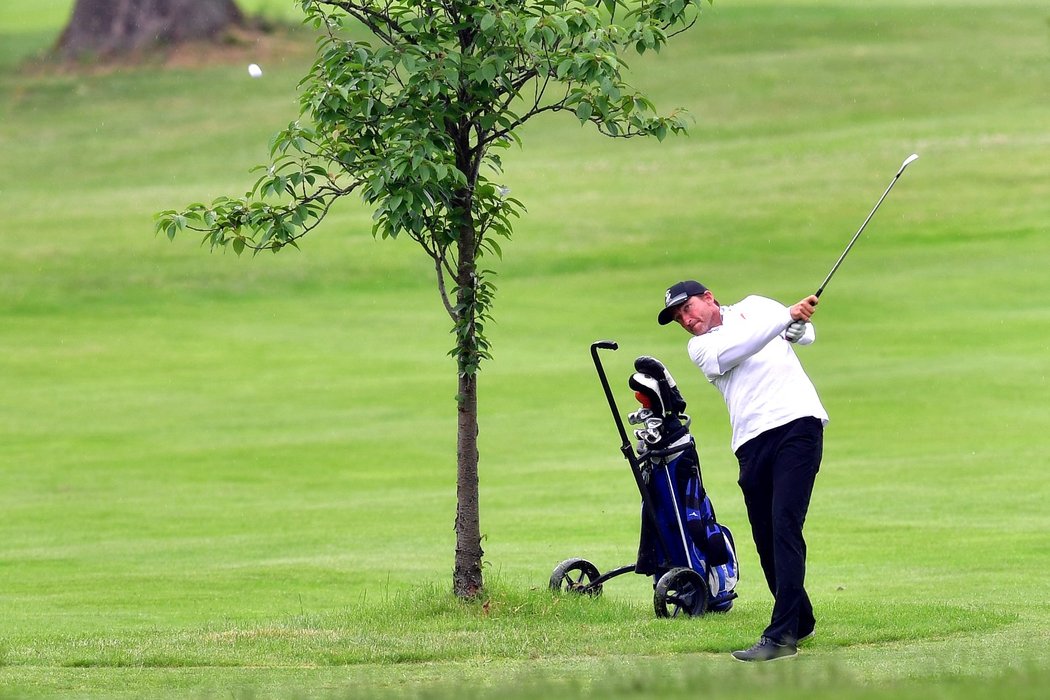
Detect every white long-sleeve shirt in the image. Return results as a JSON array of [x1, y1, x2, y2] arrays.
[[687, 295, 829, 452]]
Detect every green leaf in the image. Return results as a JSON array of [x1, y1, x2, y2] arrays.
[[484, 238, 503, 259]]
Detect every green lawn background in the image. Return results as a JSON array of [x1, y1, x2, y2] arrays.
[[1, 1, 1048, 697]]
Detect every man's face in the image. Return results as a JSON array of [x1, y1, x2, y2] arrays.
[[672, 292, 721, 336]]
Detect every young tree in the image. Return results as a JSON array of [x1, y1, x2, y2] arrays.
[[55, 0, 245, 59], [157, 0, 709, 599]]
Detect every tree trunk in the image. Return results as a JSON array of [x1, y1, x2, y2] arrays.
[[453, 369, 483, 598], [451, 180, 484, 599], [54, 0, 245, 60]]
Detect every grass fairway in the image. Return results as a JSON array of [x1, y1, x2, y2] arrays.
[[1, 0, 1048, 697]]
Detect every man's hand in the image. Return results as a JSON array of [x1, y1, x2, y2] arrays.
[[789, 295, 819, 322], [785, 320, 807, 343]]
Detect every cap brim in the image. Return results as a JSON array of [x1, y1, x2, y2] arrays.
[[658, 293, 689, 325], [655, 289, 688, 325]]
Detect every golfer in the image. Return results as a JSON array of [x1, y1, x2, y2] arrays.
[[658, 280, 828, 662]]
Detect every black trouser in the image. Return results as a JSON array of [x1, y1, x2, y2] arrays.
[[735, 416, 823, 645]]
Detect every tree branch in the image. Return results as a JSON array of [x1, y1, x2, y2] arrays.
[[316, 1, 415, 46], [433, 255, 457, 321]]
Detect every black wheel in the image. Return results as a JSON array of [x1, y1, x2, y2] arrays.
[[549, 558, 603, 596], [654, 567, 709, 618]]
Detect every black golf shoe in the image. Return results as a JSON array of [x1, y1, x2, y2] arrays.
[[731, 636, 798, 662]]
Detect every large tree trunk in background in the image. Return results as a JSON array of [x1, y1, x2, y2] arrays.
[[54, 0, 245, 60]]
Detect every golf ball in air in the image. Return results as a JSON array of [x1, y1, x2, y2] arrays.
[[248, 63, 263, 78]]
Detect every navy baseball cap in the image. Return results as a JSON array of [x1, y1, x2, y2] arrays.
[[658, 280, 708, 325]]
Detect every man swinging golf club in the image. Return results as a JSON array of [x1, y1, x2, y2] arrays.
[[657, 155, 918, 660], [658, 281, 827, 662]]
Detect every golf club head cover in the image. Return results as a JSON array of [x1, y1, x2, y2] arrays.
[[633, 356, 687, 416], [629, 372, 665, 417]]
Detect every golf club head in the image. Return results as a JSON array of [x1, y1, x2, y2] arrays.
[[897, 153, 919, 176]]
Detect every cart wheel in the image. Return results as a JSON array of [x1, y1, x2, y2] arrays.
[[654, 567, 709, 618], [549, 558, 603, 596]]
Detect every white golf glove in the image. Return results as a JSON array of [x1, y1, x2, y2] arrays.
[[785, 320, 807, 343]]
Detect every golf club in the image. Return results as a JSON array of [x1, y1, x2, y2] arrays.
[[815, 153, 919, 298]]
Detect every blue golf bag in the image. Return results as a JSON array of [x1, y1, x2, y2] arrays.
[[549, 343, 738, 618], [633, 414, 739, 613]]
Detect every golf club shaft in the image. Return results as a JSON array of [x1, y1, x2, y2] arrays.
[[815, 153, 919, 298]]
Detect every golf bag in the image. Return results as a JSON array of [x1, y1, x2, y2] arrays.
[[550, 342, 738, 618], [629, 358, 739, 612]]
